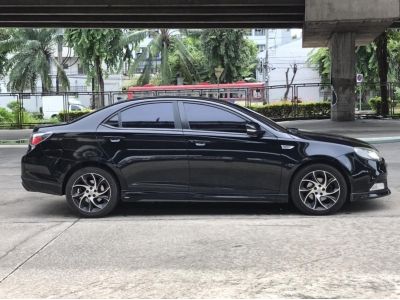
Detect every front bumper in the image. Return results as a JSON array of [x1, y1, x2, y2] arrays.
[[338, 153, 390, 202], [351, 188, 391, 201], [349, 157, 390, 201]]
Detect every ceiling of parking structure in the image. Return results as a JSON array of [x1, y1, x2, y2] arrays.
[[0, 0, 305, 28]]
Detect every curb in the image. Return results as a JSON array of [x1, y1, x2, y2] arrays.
[[0, 139, 29, 145]]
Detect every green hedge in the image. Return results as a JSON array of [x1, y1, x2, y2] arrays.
[[251, 102, 331, 120], [368, 96, 398, 114], [58, 110, 92, 122], [0, 107, 14, 123], [368, 97, 381, 113], [0, 101, 55, 126]]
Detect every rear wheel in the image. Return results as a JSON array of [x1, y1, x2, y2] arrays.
[[65, 167, 119, 218], [290, 164, 347, 215]]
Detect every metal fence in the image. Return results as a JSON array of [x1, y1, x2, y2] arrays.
[[265, 83, 333, 104], [0, 82, 399, 128]]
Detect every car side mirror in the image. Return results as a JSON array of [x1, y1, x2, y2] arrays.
[[246, 122, 264, 138], [287, 127, 299, 134]]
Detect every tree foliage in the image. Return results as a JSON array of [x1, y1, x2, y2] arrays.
[[0, 29, 69, 92], [307, 45, 379, 85], [356, 44, 379, 83], [0, 29, 11, 82], [124, 29, 199, 86], [307, 29, 400, 86], [200, 29, 258, 83], [388, 29, 400, 81], [307, 48, 331, 85], [121, 28, 258, 86], [65, 29, 124, 107], [169, 34, 208, 84], [0, 28, 260, 101]]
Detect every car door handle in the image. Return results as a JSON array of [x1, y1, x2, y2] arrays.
[[106, 136, 125, 143], [189, 140, 208, 147]]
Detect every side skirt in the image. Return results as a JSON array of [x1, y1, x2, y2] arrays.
[[121, 191, 288, 203]]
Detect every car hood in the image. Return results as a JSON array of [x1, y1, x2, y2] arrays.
[[290, 129, 375, 149]]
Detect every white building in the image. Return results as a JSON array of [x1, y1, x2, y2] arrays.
[[247, 29, 324, 103], [246, 28, 293, 54]]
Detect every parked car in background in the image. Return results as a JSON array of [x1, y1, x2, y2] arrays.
[[42, 96, 87, 119], [22, 97, 390, 217]]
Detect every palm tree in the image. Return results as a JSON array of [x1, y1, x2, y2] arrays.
[[65, 29, 124, 108], [0, 29, 69, 93], [123, 29, 199, 86]]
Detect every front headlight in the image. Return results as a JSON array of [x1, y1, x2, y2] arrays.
[[354, 147, 381, 161]]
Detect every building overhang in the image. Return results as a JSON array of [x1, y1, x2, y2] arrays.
[[0, 0, 305, 28]]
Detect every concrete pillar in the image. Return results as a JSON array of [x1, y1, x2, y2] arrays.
[[329, 32, 356, 122]]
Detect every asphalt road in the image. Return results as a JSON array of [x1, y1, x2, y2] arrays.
[[0, 144, 399, 298]]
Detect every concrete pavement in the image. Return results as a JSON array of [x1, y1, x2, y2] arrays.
[[0, 142, 399, 298]]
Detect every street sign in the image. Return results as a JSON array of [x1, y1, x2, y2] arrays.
[[214, 66, 224, 82], [356, 74, 364, 83]]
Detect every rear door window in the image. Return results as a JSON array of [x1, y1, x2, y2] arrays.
[[120, 102, 176, 129]]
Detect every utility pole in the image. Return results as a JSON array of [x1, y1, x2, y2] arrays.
[[214, 66, 224, 100], [56, 29, 64, 94], [263, 29, 270, 104]]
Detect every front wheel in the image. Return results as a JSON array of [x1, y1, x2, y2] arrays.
[[290, 164, 348, 215], [65, 167, 119, 218]]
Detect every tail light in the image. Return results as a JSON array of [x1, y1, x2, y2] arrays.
[[30, 132, 52, 147]]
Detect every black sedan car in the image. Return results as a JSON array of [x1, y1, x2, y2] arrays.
[[22, 97, 390, 217]]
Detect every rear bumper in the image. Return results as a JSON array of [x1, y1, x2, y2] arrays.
[[21, 148, 64, 196], [21, 176, 63, 195]]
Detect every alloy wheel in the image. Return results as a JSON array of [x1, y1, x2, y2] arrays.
[[71, 173, 111, 213], [298, 170, 341, 211]]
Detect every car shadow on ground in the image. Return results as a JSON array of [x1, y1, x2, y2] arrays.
[[27, 198, 389, 219], [111, 199, 388, 217], [114, 201, 295, 217]]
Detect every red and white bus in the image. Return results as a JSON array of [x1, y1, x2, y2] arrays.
[[127, 81, 266, 106]]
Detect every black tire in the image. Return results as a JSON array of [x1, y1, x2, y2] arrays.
[[65, 167, 119, 218], [290, 164, 347, 215]]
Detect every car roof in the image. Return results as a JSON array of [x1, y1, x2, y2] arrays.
[[117, 96, 234, 107]]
